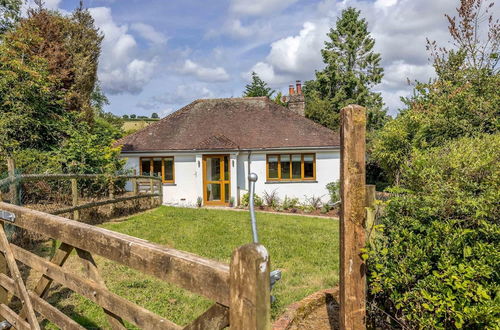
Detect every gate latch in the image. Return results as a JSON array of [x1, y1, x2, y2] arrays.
[[0, 210, 15, 223]]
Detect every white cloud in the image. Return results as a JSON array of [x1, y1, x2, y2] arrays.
[[131, 23, 168, 45], [179, 60, 230, 82], [89, 7, 159, 94], [230, 0, 298, 16], [246, 0, 462, 112]]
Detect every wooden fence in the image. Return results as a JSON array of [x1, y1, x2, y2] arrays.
[[0, 202, 271, 329], [0, 171, 163, 219]]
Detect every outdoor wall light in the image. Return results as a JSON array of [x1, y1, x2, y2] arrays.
[[197, 160, 200, 168], [232, 160, 235, 167]]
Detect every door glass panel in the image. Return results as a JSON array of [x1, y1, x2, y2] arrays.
[[206, 157, 221, 181], [281, 155, 291, 179], [152, 158, 162, 178], [292, 155, 302, 179], [207, 183, 221, 201], [141, 158, 151, 176], [268, 156, 279, 179], [304, 154, 314, 178], [224, 183, 229, 203], [164, 158, 174, 181], [224, 156, 229, 181]]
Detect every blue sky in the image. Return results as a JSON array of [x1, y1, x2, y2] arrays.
[[29, 0, 467, 117]]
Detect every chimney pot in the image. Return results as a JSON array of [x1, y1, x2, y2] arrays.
[[288, 84, 295, 95], [295, 80, 302, 95]]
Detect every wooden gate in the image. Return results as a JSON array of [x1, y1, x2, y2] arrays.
[[0, 202, 271, 329]]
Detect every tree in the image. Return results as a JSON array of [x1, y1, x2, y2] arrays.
[[122, 115, 129, 119], [243, 72, 275, 97], [0, 0, 22, 34], [130, 114, 137, 119], [371, 0, 499, 184], [304, 7, 388, 131], [151, 112, 159, 119]]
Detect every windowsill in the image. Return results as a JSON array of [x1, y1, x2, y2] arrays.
[[265, 180, 318, 184], [162, 183, 177, 186]]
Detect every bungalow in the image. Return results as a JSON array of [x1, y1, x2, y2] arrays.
[[116, 82, 340, 207]]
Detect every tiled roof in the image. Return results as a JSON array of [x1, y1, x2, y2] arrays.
[[116, 97, 339, 151]]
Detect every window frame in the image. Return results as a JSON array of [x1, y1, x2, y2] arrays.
[[266, 153, 316, 181], [139, 157, 175, 184]]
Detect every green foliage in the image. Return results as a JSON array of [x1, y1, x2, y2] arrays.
[[243, 72, 275, 98], [368, 134, 500, 329], [304, 7, 388, 131], [130, 114, 137, 119], [272, 91, 287, 106], [151, 112, 159, 119], [0, 0, 21, 34], [241, 192, 263, 207], [325, 181, 340, 203], [282, 196, 299, 210], [372, 71, 500, 183], [263, 189, 280, 207]]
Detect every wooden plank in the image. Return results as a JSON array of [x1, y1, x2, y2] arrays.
[[7, 158, 19, 206], [229, 243, 271, 330], [11, 244, 181, 330], [19, 243, 74, 322], [75, 248, 125, 329], [0, 202, 230, 305], [0, 304, 30, 330], [19, 174, 162, 182], [0, 274, 85, 330], [52, 193, 160, 215], [339, 104, 367, 330], [71, 179, 79, 221], [109, 180, 116, 216], [365, 185, 377, 243], [0, 226, 40, 329], [183, 304, 229, 330]]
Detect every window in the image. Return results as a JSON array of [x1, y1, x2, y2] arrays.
[[140, 157, 175, 183], [266, 154, 316, 181]]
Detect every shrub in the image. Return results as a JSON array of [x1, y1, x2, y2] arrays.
[[303, 195, 323, 210], [282, 196, 299, 210], [196, 197, 202, 208], [326, 181, 340, 203], [367, 134, 500, 329], [241, 193, 263, 207], [262, 189, 280, 207]]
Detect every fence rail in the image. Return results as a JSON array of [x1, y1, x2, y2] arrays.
[[0, 201, 271, 329], [0, 170, 163, 218]]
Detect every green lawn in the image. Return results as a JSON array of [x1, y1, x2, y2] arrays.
[[42, 206, 339, 328]]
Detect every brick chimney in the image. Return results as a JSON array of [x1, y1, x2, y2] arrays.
[[286, 80, 305, 116]]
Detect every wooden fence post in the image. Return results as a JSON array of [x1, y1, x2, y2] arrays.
[[109, 178, 115, 216], [229, 243, 271, 330], [158, 180, 163, 206], [365, 185, 376, 244], [149, 178, 154, 206], [7, 158, 19, 206], [340, 105, 367, 330], [71, 178, 79, 221]]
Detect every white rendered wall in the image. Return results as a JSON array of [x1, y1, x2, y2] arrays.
[[236, 150, 340, 204]]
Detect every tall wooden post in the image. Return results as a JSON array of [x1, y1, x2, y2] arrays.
[[158, 180, 163, 206], [229, 243, 271, 329], [7, 158, 19, 206], [340, 105, 367, 329], [109, 178, 115, 215], [71, 178, 79, 221], [149, 178, 154, 206]]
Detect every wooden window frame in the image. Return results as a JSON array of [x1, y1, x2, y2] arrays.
[[266, 153, 316, 181], [139, 157, 175, 184]]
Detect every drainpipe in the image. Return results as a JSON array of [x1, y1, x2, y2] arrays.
[[247, 151, 252, 190]]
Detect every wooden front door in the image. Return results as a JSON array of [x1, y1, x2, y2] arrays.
[[203, 155, 230, 206]]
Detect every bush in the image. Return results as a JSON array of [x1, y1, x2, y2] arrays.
[[282, 196, 299, 210], [241, 193, 263, 207], [367, 134, 500, 329], [262, 189, 280, 207], [326, 181, 340, 203], [303, 195, 323, 210]]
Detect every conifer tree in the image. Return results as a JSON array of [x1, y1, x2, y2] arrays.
[[243, 72, 275, 97], [305, 7, 388, 131]]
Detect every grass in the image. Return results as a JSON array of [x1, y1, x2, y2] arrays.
[[39, 206, 339, 328]]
